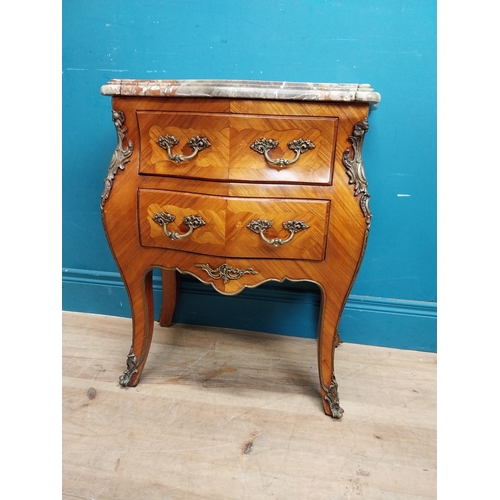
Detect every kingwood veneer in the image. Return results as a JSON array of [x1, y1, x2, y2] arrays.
[[100, 79, 381, 418]]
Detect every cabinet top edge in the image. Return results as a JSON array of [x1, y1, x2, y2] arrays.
[[100, 79, 381, 104]]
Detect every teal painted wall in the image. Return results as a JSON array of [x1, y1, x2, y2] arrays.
[[62, 0, 437, 352]]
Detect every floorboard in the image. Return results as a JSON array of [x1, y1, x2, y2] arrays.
[[62, 312, 436, 499]]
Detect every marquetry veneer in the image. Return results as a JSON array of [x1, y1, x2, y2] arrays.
[[100, 79, 380, 418]]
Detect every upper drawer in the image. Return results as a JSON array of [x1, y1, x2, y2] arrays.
[[137, 111, 337, 185]]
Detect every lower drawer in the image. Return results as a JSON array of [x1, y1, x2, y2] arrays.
[[138, 189, 330, 261]]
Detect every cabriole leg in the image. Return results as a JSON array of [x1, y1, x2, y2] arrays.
[[318, 291, 344, 419], [159, 269, 180, 327], [118, 268, 155, 387]]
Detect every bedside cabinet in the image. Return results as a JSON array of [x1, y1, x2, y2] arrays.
[[100, 79, 380, 418]]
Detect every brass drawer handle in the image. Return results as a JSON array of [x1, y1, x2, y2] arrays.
[[157, 134, 211, 163], [153, 212, 206, 240], [247, 218, 309, 246], [250, 138, 315, 168]]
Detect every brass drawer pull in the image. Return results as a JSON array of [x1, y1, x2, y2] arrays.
[[157, 134, 211, 163], [153, 212, 206, 240], [247, 218, 309, 246], [250, 138, 315, 168]]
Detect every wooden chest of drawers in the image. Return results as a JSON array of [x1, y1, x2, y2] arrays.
[[100, 79, 380, 418]]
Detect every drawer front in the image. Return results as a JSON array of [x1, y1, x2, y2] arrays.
[[139, 189, 227, 256], [229, 115, 337, 185], [138, 189, 329, 261], [138, 111, 230, 181], [225, 197, 329, 260], [137, 111, 337, 185]]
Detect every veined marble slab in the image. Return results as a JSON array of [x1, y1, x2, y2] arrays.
[[101, 79, 381, 104]]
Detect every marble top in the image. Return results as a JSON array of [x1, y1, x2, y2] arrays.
[[101, 79, 381, 104]]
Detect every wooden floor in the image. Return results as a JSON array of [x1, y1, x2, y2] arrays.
[[62, 312, 436, 499]]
